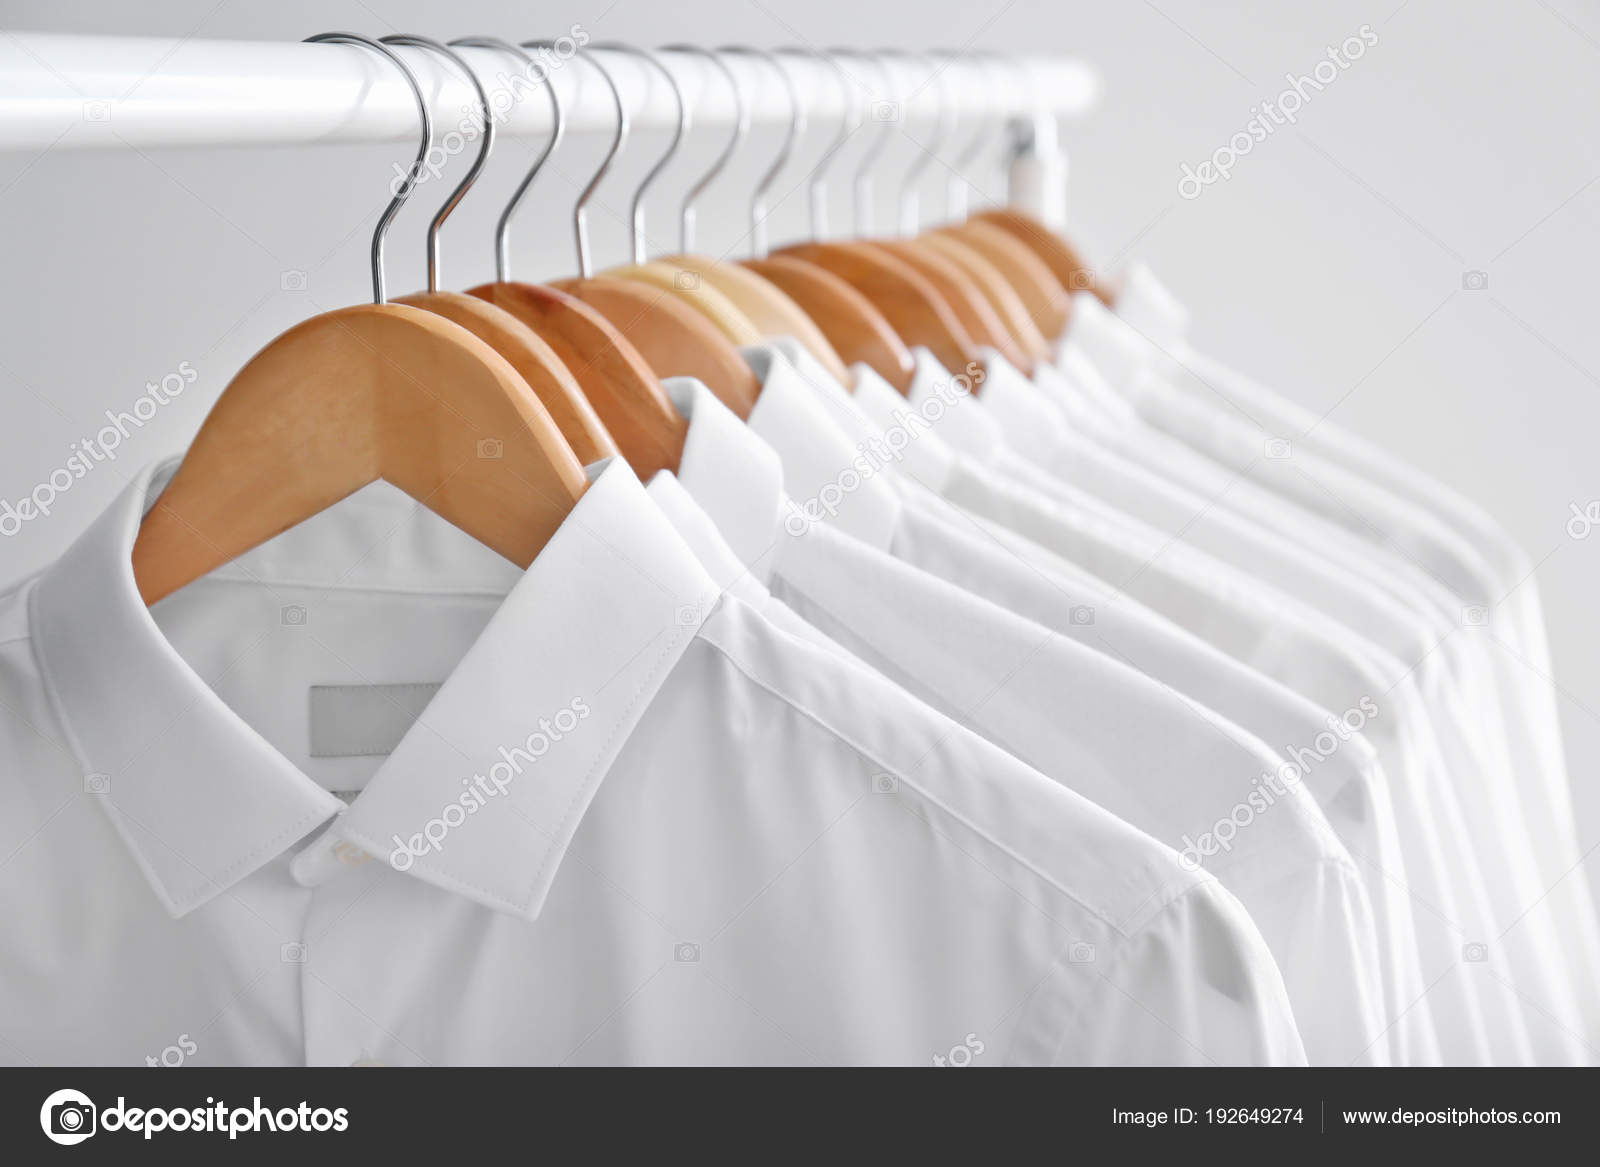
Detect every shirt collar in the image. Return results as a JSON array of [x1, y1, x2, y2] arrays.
[[973, 349, 1070, 463], [665, 376, 788, 580], [742, 345, 903, 552], [644, 469, 772, 610], [848, 364, 958, 493], [1114, 262, 1190, 347], [1056, 291, 1152, 390], [33, 457, 719, 923], [31, 458, 347, 918], [906, 348, 1006, 463]]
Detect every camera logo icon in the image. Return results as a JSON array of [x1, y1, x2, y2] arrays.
[[675, 603, 703, 627], [673, 270, 700, 291], [1461, 270, 1489, 291], [477, 437, 504, 459], [871, 773, 899, 794], [1068, 942, 1096, 964], [40, 1088, 97, 1145], [1264, 437, 1293, 460], [674, 941, 700, 963], [281, 941, 308, 963], [871, 100, 900, 122], [84, 772, 110, 795], [1462, 941, 1488, 962], [280, 604, 307, 627], [1566, 501, 1600, 540], [1461, 605, 1489, 627], [280, 270, 308, 292], [82, 100, 112, 122], [1068, 605, 1095, 626]]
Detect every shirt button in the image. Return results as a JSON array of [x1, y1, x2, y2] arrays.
[[290, 820, 369, 887]]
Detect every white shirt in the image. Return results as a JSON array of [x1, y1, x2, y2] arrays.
[[660, 372, 1385, 1064], [928, 374, 1593, 1064], [1072, 284, 1600, 1059], [761, 342, 1474, 1064], [1157, 341, 1600, 989], [0, 455, 1306, 1066], [971, 351, 1598, 1067]]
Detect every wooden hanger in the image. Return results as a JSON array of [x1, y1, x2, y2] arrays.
[[551, 277, 760, 418], [778, 240, 981, 377], [876, 238, 1034, 374], [668, 252, 853, 384], [131, 34, 586, 606], [593, 47, 773, 355], [378, 35, 615, 469], [933, 51, 1084, 340], [658, 46, 853, 386], [605, 261, 765, 345], [856, 49, 1031, 376], [743, 255, 914, 391], [471, 280, 686, 477], [550, 44, 760, 418], [920, 231, 1051, 365], [774, 50, 984, 377], [452, 37, 687, 476], [588, 46, 847, 387], [972, 207, 1114, 307], [943, 219, 1073, 340]]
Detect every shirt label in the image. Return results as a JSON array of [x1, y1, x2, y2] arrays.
[[309, 683, 442, 757]]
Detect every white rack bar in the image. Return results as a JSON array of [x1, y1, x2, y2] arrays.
[[0, 32, 1099, 153]]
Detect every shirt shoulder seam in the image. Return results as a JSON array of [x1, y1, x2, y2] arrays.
[[694, 614, 1209, 940]]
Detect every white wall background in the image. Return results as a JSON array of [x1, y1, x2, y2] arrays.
[[2, 0, 1597, 899]]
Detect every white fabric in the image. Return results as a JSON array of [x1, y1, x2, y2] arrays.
[[0, 455, 1306, 1066], [753, 342, 1467, 1065], [1069, 285, 1600, 1059], [1166, 344, 1594, 913], [717, 349, 1421, 1063]]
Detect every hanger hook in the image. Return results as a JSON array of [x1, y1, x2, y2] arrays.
[[304, 32, 432, 304], [448, 37, 561, 283], [788, 48, 861, 241], [879, 50, 951, 236], [520, 43, 625, 279], [378, 36, 494, 293], [837, 49, 897, 237], [719, 46, 801, 258], [772, 48, 832, 240], [944, 50, 997, 220], [981, 50, 1023, 210], [587, 44, 685, 264], [660, 45, 750, 253]]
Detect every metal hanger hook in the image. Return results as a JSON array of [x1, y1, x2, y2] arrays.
[[831, 47, 895, 237], [943, 49, 999, 220], [378, 35, 495, 293], [450, 36, 562, 283], [587, 44, 685, 264], [787, 48, 860, 241], [303, 32, 432, 304], [660, 44, 750, 253], [554, 43, 628, 278], [719, 46, 802, 258], [878, 50, 952, 236]]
